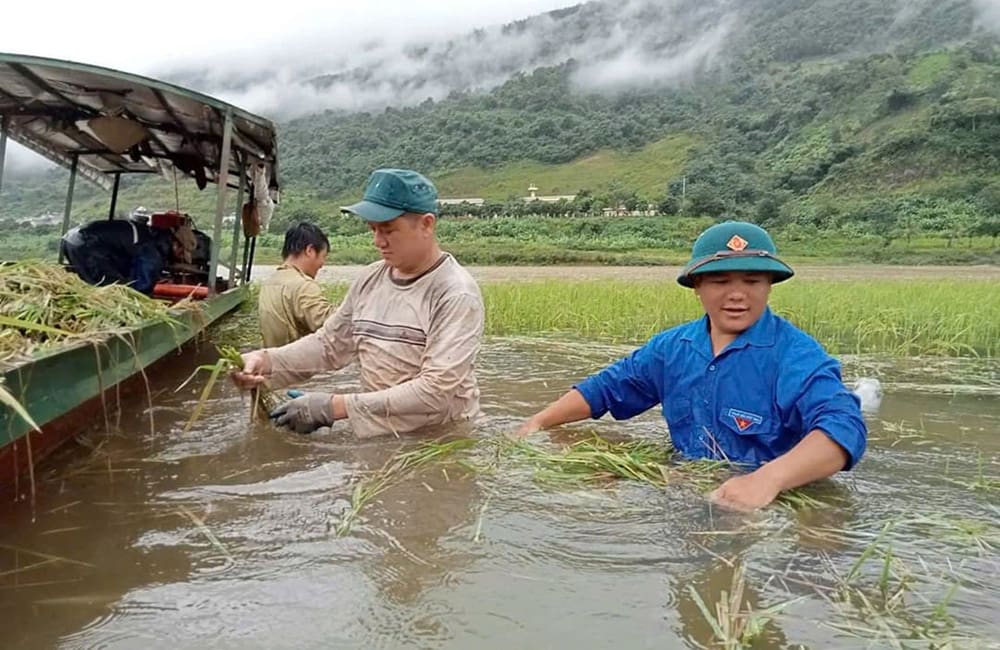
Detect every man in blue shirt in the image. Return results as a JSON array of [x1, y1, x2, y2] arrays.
[[517, 221, 867, 511]]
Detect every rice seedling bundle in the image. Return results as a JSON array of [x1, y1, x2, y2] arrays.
[[501, 435, 833, 509], [332, 434, 828, 537], [501, 435, 674, 486], [337, 437, 477, 536], [178, 345, 279, 430], [0, 261, 178, 367]]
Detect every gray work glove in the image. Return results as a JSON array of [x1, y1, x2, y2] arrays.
[[269, 392, 335, 434]]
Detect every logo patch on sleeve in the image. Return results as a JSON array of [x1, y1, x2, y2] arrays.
[[727, 408, 763, 432]]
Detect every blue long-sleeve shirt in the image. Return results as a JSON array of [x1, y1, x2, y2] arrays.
[[574, 308, 867, 470]]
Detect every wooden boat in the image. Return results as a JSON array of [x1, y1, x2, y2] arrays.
[[0, 53, 280, 492]]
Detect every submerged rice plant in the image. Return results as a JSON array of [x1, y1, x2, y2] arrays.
[[900, 513, 1000, 555], [942, 452, 1000, 493], [501, 435, 673, 486], [336, 437, 477, 536], [176, 345, 279, 429], [810, 529, 969, 648], [687, 563, 796, 649], [492, 434, 835, 511]]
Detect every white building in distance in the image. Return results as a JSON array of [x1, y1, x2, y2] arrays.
[[524, 183, 576, 202]]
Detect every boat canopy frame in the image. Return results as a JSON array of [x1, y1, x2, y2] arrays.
[[0, 52, 280, 291]]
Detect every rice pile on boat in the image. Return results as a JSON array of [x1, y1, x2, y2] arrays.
[[0, 261, 180, 368]]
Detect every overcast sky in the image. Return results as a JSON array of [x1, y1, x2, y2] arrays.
[[6, 0, 1000, 170], [3, 0, 575, 74], [2, 0, 576, 168]]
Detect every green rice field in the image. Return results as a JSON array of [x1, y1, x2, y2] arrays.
[[315, 279, 1000, 357]]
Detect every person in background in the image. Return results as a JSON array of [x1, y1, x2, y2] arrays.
[[258, 222, 336, 347], [60, 217, 195, 295], [517, 221, 868, 512], [232, 168, 484, 439]]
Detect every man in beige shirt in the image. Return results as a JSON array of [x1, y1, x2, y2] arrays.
[[232, 168, 484, 438], [258, 222, 336, 347]]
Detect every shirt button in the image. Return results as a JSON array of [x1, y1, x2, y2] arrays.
[[708, 365, 716, 371]]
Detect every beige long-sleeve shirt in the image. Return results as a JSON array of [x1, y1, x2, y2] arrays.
[[264, 254, 484, 438], [258, 264, 337, 347]]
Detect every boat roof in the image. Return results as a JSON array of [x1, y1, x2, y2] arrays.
[[0, 52, 279, 191]]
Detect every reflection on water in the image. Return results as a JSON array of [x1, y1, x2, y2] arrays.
[[0, 337, 998, 649]]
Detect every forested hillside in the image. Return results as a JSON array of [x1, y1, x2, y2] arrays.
[[3, 0, 1000, 252]]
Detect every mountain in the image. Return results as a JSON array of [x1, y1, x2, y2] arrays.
[[163, 0, 985, 116], [3, 0, 1000, 243]]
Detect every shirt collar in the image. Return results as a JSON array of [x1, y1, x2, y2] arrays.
[[277, 262, 310, 280], [729, 307, 778, 350], [681, 307, 778, 357]]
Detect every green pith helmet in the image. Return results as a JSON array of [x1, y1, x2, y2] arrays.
[[677, 221, 794, 288]]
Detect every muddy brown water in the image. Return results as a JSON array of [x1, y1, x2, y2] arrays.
[[1, 336, 998, 649]]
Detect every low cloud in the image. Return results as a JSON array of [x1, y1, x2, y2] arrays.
[[3, 142, 57, 173], [158, 0, 737, 119], [972, 0, 1000, 31], [571, 19, 732, 90]]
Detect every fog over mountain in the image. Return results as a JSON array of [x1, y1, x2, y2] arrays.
[[155, 0, 998, 120]]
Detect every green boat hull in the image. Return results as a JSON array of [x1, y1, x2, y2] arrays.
[[0, 285, 247, 491]]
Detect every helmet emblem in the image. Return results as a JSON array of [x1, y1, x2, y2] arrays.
[[726, 235, 749, 251]]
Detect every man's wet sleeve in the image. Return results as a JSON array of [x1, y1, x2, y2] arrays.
[[574, 335, 665, 421], [787, 353, 868, 470]]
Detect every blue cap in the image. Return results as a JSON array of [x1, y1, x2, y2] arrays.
[[341, 168, 439, 222]]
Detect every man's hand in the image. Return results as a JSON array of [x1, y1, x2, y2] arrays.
[[513, 416, 543, 438], [269, 392, 336, 434], [510, 390, 593, 439], [231, 350, 270, 389], [709, 470, 782, 512]]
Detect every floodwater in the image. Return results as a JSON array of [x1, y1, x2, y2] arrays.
[[1, 336, 998, 649]]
